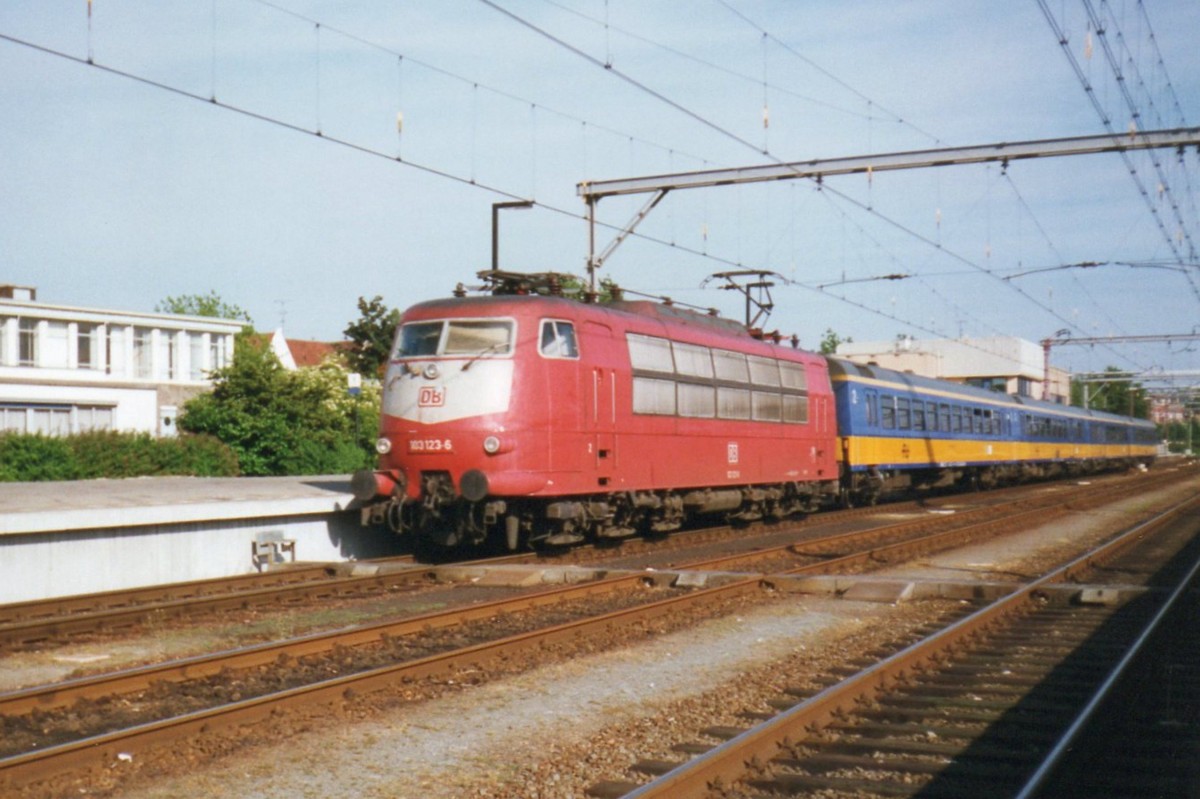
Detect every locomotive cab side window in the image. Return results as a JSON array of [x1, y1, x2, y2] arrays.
[[539, 320, 579, 359]]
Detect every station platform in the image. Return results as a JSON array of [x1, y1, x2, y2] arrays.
[[0, 476, 407, 604], [0, 475, 358, 535]]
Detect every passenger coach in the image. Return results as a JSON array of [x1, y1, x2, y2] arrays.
[[828, 358, 1157, 505]]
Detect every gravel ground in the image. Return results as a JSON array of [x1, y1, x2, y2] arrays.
[[33, 470, 1200, 798], [114, 593, 909, 799]]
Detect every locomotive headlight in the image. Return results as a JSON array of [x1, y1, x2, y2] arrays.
[[375, 437, 393, 455], [482, 435, 502, 455], [422, 363, 440, 380]]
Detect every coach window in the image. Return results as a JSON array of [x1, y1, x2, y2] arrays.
[[881, 395, 896, 429], [896, 398, 911, 430], [672, 341, 713, 378], [632, 377, 676, 415], [866, 393, 878, 426], [912, 401, 926, 432], [677, 383, 716, 418], [939, 403, 951, 431], [752, 391, 782, 422], [748, 355, 781, 387], [782, 394, 809, 424], [779, 361, 807, 391], [539, 320, 579, 359], [717, 387, 751, 420], [627, 333, 674, 373], [713, 349, 749, 383]]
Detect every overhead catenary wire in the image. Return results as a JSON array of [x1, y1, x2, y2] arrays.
[[1036, 0, 1195, 267], [4, 5, 1189, 380], [0, 28, 975, 351]]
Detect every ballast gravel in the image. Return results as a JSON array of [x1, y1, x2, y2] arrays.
[[112, 594, 921, 799], [47, 470, 1200, 798]]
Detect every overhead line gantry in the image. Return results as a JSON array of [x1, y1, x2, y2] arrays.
[[576, 127, 1200, 294]]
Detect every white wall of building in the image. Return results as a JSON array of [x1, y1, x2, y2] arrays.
[[836, 336, 1071, 403], [0, 295, 243, 436]]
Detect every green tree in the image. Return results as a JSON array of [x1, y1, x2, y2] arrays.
[[179, 336, 378, 475], [343, 295, 401, 379], [819, 328, 851, 355], [1070, 367, 1150, 418], [157, 290, 253, 324]]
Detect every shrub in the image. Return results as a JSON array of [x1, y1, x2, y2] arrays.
[[0, 434, 77, 481], [0, 431, 240, 482]]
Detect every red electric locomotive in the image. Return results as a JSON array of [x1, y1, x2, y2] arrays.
[[352, 274, 840, 550]]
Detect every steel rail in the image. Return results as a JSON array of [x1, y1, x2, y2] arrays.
[[1014, 523, 1200, 799], [683, 468, 1175, 576], [0, 568, 646, 718], [0, 565, 338, 626], [621, 490, 1200, 798], [0, 570, 770, 791], [0, 471, 1189, 791], [0, 468, 1176, 717], [0, 567, 432, 649]]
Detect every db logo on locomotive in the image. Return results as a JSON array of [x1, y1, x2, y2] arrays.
[[418, 387, 446, 407]]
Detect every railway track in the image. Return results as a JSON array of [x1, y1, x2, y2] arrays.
[[0, 467, 1190, 796], [0, 557, 427, 649], [595, 488, 1200, 798], [0, 468, 1166, 650]]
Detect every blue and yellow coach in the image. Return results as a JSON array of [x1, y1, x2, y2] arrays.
[[827, 357, 1158, 505]]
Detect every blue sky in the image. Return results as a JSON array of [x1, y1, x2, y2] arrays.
[[2, 1, 1198, 383]]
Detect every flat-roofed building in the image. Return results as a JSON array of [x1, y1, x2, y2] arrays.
[[835, 335, 1071, 404], [0, 286, 244, 436]]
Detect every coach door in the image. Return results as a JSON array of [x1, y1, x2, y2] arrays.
[[586, 321, 616, 486]]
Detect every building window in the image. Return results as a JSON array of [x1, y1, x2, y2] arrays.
[[210, 335, 228, 371], [189, 333, 206, 380], [0, 317, 8, 366], [0, 405, 26, 433], [76, 405, 115, 432], [18, 318, 37, 366], [28, 405, 71, 436], [43, 321, 69, 368], [107, 327, 127, 377], [78, 324, 99, 370], [159, 330, 178, 380], [133, 327, 153, 378], [0, 403, 115, 435]]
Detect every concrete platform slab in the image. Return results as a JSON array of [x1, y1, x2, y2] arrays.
[[0, 475, 359, 536], [841, 579, 917, 604]]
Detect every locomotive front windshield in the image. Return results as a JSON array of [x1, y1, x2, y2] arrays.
[[394, 319, 513, 358]]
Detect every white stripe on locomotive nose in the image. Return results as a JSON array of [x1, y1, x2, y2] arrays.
[[385, 360, 514, 423]]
